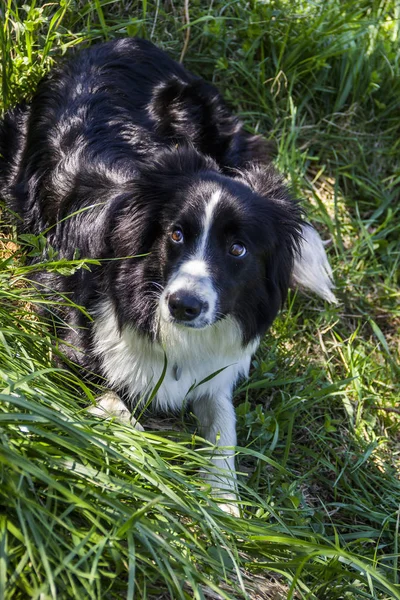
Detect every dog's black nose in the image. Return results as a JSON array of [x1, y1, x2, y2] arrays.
[[168, 292, 205, 321]]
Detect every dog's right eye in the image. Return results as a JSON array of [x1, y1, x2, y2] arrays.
[[171, 228, 184, 243], [229, 242, 247, 257]]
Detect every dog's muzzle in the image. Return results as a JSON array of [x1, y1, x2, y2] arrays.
[[160, 259, 218, 328]]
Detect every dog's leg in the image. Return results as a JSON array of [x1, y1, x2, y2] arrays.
[[292, 224, 337, 303], [88, 391, 144, 430], [191, 394, 240, 516]]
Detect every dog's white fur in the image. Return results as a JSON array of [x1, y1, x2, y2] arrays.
[[292, 224, 337, 303]]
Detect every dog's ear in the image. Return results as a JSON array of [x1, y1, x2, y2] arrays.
[[292, 224, 337, 303], [237, 165, 303, 311], [238, 165, 337, 305], [149, 77, 206, 142], [149, 77, 239, 163], [149, 76, 275, 170]]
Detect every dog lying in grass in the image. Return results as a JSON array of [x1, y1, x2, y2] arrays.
[[0, 38, 336, 512]]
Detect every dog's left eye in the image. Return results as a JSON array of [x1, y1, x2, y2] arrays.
[[229, 242, 247, 257], [171, 228, 184, 243]]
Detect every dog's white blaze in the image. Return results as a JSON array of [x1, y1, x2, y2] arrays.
[[197, 189, 222, 258], [160, 190, 222, 325], [176, 259, 208, 278]]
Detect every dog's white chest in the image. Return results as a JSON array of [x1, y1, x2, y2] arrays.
[[92, 300, 257, 411]]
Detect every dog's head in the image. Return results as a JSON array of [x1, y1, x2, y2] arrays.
[[110, 146, 303, 344], [155, 166, 304, 343]]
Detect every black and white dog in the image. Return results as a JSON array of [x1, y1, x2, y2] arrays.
[[0, 38, 336, 508]]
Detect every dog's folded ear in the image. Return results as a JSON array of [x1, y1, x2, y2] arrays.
[[148, 76, 239, 163], [149, 76, 208, 141], [149, 76, 275, 170], [236, 164, 303, 246]]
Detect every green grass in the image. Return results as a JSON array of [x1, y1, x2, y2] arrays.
[[0, 1, 399, 598]]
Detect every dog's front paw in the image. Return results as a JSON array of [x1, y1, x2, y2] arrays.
[[217, 500, 241, 517], [88, 391, 144, 430], [202, 471, 241, 517]]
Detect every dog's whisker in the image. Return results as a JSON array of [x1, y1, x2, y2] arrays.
[[151, 281, 164, 292]]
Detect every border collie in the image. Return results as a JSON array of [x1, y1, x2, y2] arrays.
[[0, 38, 336, 510]]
